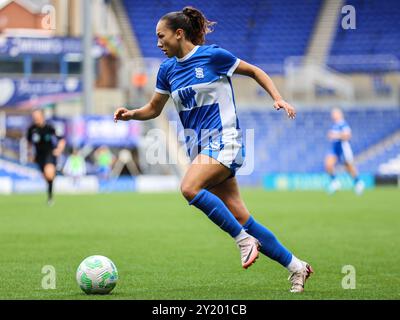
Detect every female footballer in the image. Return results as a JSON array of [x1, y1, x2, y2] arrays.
[[114, 7, 313, 292]]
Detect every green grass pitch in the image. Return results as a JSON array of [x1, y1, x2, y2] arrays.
[[0, 188, 399, 300]]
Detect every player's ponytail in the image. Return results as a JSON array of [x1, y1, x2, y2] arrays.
[[161, 6, 216, 45], [182, 7, 215, 45]]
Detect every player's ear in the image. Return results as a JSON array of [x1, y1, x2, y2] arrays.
[[175, 28, 184, 40]]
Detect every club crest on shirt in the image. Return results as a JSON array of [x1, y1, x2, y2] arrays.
[[32, 133, 40, 143], [195, 67, 204, 79]]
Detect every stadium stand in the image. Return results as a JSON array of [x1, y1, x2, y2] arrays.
[[0, 157, 42, 180], [122, 0, 322, 73], [1, 0, 399, 190], [167, 108, 400, 183], [360, 140, 400, 174], [329, 0, 400, 72], [238, 108, 400, 174]]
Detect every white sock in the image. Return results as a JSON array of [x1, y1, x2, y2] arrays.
[[234, 229, 249, 243], [286, 255, 304, 273]]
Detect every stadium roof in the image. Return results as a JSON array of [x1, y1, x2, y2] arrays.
[[0, 0, 51, 14]]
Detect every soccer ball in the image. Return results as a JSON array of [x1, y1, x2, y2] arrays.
[[76, 255, 118, 294]]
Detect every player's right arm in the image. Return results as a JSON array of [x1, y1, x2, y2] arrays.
[[114, 92, 169, 122], [26, 126, 34, 162], [234, 59, 296, 119]]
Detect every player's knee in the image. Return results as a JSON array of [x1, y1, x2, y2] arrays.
[[44, 171, 55, 181], [180, 183, 200, 202], [45, 176, 54, 183], [325, 159, 334, 171], [325, 162, 331, 171]]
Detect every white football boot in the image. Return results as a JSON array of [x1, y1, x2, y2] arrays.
[[328, 179, 341, 194], [354, 180, 365, 195], [288, 261, 314, 293], [237, 236, 260, 269]]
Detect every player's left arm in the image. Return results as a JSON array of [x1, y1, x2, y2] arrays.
[[234, 60, 296, 119], [53, 138, 66, 157], [52, 127, 66, 157]]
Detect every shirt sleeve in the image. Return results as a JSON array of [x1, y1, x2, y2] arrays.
[[155, 64, 170, 95], [341, 123, 352, 134], [49, 124, 64, 140], [211, 47, 241, 77]]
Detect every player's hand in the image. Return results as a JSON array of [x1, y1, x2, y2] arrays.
[[273, 100, 296, 119], [114, 108, 134, 122]]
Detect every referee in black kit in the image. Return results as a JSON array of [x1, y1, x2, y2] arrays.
[[27, 109, 66, 205]]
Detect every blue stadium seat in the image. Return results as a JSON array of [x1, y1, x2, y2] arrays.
[[329, 0, 400, 72], [123, 0, 322, 73], [168, 108, 400, 183]]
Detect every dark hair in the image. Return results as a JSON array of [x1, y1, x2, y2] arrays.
[[161, 6, 216, 45]]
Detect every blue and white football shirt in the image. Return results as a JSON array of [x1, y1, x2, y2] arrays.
[[155, 45, 244, 174], [329, 120, 354, 163]]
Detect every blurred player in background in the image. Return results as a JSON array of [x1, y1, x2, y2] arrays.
[[114, 6, 313, 292], [325, 108, 365, 195], [94, 145, 115, 179], [27, 109, 66, 205], [63, 148, 87, 187]]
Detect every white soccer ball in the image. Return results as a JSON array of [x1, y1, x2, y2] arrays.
[[76, 255, 118, 294]]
